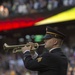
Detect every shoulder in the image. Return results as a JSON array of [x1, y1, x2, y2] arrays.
[[41, 52, 59, 59]]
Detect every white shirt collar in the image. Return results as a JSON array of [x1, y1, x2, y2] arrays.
[[49, 47, 60, 52]]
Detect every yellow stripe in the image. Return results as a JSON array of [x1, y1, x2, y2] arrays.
[[46, 32, 58, 35], [35, 7, 75, 25]]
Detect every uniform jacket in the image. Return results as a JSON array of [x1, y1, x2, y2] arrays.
[[22, 48, 68, 75]]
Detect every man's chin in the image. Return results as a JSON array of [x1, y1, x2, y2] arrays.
[[45, 46, 48, 49]]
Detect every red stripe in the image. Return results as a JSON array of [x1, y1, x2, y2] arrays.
[[0, 17, 44, 31]]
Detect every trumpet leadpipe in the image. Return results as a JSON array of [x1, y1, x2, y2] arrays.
[[13, 44, 45, 53]]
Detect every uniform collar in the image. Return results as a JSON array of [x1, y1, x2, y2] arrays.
[[49, 47, 61, 53]]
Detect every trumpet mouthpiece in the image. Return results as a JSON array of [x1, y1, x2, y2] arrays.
[[40, 44, 45, 46]]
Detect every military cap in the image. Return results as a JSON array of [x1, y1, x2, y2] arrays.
[[43, 26, 65, 40]]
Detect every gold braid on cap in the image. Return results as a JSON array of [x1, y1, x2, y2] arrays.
[[46, 32, 61, 37]]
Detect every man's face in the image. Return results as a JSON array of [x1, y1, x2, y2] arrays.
[[44, 38, 57, 50]]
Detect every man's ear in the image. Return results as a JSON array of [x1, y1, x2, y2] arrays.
[[53, 38, 58, 45]]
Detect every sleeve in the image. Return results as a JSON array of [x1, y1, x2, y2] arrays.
[[23, 50, 38, 59], [31, 51, 38, 59], [22, 51, 50, 71]]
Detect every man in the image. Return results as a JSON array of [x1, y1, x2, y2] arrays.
[[21, 26, 68, 75]]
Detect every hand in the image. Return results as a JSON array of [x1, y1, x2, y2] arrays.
[[21, 42, 38, 53], [21, 45, 32, 53]]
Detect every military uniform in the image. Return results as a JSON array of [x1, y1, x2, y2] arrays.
[[22, 26, 68, 75], [22, 48, 68, 75]]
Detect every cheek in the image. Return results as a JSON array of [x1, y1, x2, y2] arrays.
[[45, 40, 52, 48], [47, 41, 51, 45], [47, 39, 52, 44]]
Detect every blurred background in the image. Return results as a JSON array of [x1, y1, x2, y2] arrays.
[[0, 0, 75, 75]]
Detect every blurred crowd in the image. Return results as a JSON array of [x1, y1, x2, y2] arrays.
[[0, 44, 75, 75], [62, 44, 75, 75], [0, 0, 75, 18]]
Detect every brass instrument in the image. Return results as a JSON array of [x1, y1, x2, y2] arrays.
[[3, 43, 45, 53]]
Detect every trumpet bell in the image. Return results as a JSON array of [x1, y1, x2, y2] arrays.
[[3, 43, 10, 50], [3, 43, 25, 50]]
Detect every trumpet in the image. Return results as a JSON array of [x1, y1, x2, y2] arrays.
[[3, 43, 45, 53]]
